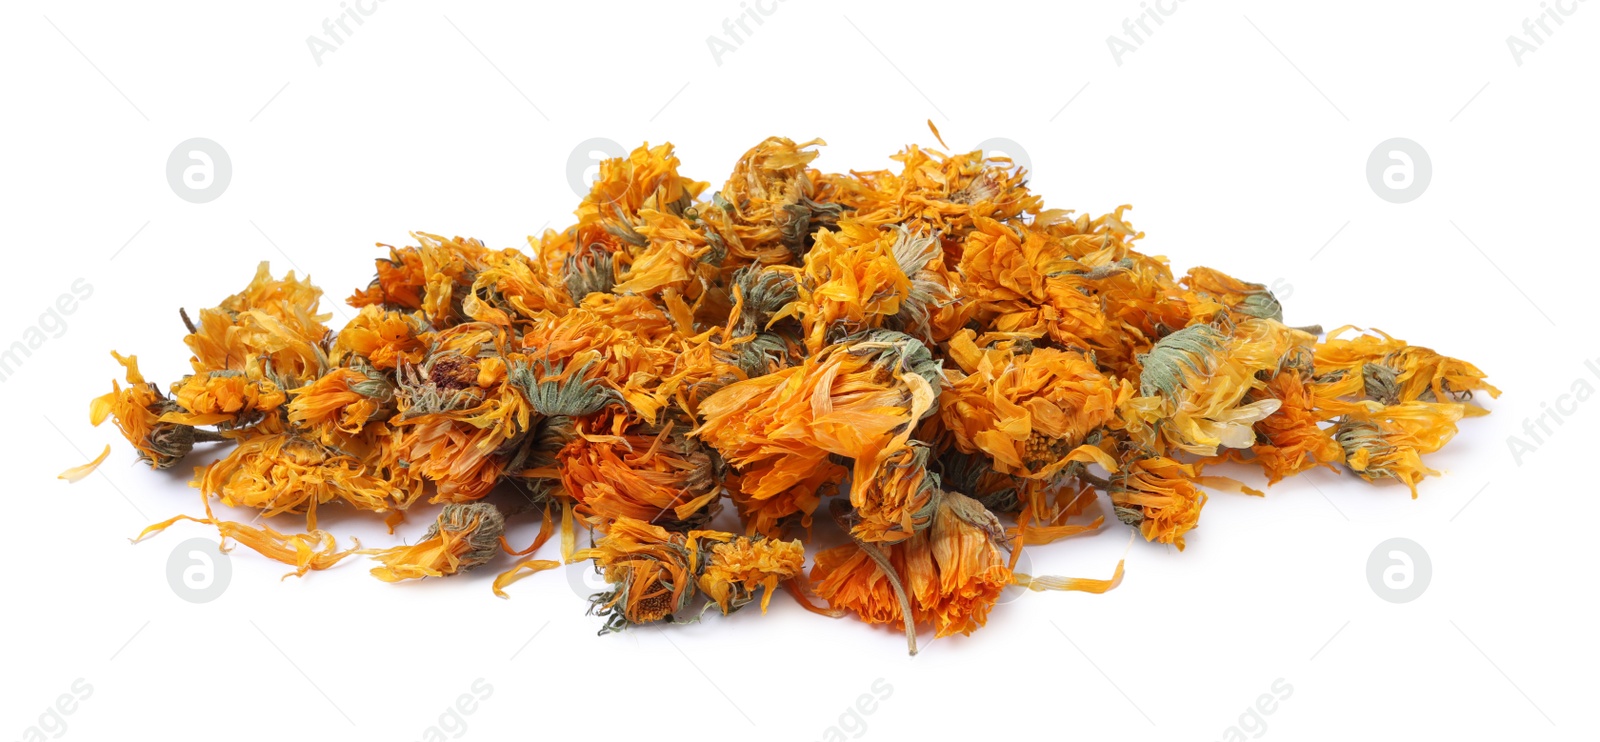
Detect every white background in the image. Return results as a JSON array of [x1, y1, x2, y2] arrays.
[[3, 2, 1595, 740]]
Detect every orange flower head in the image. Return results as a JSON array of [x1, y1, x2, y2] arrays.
[[183, 262, 330, 383], [848, 440, 940, 544], [711, 136, 837, 265], [696, 330, 941, 535], [559, 412, 721, 531], [1181, 266, 1284, 323], [90, 352, 204, 469], [1245, 368, 1343, 484], [813, 490, 1012, 639], [368, 503, 506, 582], [167, 371, 286, 428], [940, 329, 1123, 479], [1123, 319, 1313, 456], [287, 365, 393, 444], [333, 304, 429, 370], [1313, 327, 1500, 409], [211, 260, 329, 333], [774, 221, 951, 354], [349, 234, 500, 326], [919, 491, 1013, 638], [1110, 454, 1208, 550], [197, 429, 417, 526], [696, 533, 805, 614], [578, 517, 699, 632], [811, 539, 916, 629], [348, 244, 427, 310], [1335, 401, 1471, 496], [574, 142, 708, 247]]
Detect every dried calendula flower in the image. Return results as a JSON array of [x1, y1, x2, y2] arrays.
[[332, 304, 430, 370], [772, 220, 950, 354], [811, 538, 917, 635], [559, 412, 721, 531], [1122, 319, 1316, 457], [182, 261, 330, 385], [1334, 401, 1476, 496], [286, 365, 394, 444], [1108, 454, 1209, 550], [196, 425, 417, 527], [1313, 326, 1501, 410], [940, 329, 1124, 479], [1181, 266, 1285, 323], [916, 491, 1014, 638], [166, 370, 287, 428], [1239, 366, 1344, 484], [78, 128, 1496, 652], [813, 491, 1016, 652], [695, 330, 940, 537], [711, 136, 837, 264], [90, 352, 224, 469], [847, 439, 941, 544], [368, 502, 506, 582], [696, 533, 805, 614], [576, 517, 700, 633]]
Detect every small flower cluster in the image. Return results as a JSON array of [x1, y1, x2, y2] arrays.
[[76, 129, 1495, 651]]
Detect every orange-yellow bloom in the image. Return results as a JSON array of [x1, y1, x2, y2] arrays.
[[559, 413, 721, 530], [696, 331, 941, 536], [576, 517, 700, 632], [287, 366, 392, 444], [1336, 401, 1475, 496], [90, 352, 206, 469], [1110, 455, 1208, 550], [941, 329, 1123, 478], [166, 371, 286, 428], [696, 533, 805, 614], [368, 503, 506, 582]]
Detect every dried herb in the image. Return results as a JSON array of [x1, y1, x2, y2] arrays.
[[67, 126, 1495, 653]]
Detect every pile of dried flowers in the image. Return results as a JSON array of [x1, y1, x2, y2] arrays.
[[67, 127, 1496, 652]]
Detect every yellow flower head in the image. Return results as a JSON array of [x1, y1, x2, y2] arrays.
[[368, 503, 506, 582], [197, 428, 418, 528], [1123, 319, 1314, 457], [559, 412, 721, 531], [90, 352, 203, 469], [774, 220, 952, 354], [333, 304, 429, 370], [287, 366, 393, 444], [710, 136, 837, 266], [1181, 266, 1284, 323], [813, 491, 1012, 640], [167, 371, 286, 428], [577, 517, 700, 632], [696, 533, 804, 614], [940, 329, 1123, 479], [1335, 401, 1471, 497], [1110, 454, 1208, 550], [696, 331, 941, 536], [183, 262, 330, 384]]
